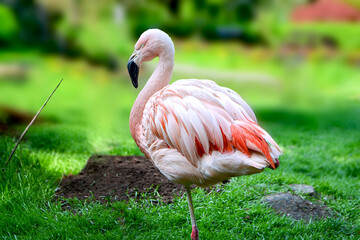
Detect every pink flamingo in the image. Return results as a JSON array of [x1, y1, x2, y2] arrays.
[[128, 29, 282, 240]]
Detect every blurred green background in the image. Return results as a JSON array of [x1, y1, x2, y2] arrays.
[[0, 0, 359, 239]]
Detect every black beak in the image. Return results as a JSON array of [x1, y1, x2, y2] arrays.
[[127, 59, 139, 88]]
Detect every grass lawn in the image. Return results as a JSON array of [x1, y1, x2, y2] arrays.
[[0, 43, 359, 239]]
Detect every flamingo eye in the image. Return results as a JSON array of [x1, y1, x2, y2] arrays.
[[136, 43, 145, 51]]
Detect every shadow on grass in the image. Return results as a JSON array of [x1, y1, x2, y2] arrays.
[[25, 125, 93, 154], [254, 105, 360, 182], [255, 105, 360, 131]]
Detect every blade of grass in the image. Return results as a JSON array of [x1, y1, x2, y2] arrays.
[[4, 79, 63, 167]]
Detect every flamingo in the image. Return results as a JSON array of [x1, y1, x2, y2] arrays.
[[127, 29, 282, 240]]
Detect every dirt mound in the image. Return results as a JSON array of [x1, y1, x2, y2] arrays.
[[56, 155, 184, 204]]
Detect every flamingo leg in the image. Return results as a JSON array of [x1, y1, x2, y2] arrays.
[[185, 185, 199, 240]]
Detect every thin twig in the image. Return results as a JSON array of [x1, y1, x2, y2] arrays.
[[4, 79, 63, 167]]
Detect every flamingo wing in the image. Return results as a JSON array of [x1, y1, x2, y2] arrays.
[[141, 80, 281, 184]]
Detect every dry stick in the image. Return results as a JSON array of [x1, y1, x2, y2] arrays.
[[4, 79, 63, 167]]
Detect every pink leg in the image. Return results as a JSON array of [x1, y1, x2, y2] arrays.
[[191, 225, 199, 240], [185, 185, 199, 240]]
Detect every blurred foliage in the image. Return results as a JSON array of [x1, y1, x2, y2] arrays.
[[127, 0, 267, 43], [3, 0, 308, 50], [254, 0, 360, 56], [2, 0, 61, 49], [6, 0, 360, 69], [344, 0, 360, 8], [0, 4, 19, 45], [255, 0, 307, 46], [53, 0, 132, 69]]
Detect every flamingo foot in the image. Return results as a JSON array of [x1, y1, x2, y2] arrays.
[[191, 225, 199, 240]]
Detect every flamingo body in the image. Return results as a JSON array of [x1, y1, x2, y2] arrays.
[[140, 79, 281, 187]]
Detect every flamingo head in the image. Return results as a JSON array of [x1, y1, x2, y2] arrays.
[[127, 29, 174, 88]]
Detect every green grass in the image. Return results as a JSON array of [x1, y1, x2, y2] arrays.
[[0, 42, 359, 239]]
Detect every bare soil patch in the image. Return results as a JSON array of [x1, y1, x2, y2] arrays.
[[56, 155, 184, 204]]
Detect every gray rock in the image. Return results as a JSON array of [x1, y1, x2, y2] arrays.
[[263, 193, 333, 222], [289, 184, 318, 197]]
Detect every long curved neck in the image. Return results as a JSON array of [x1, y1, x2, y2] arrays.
[[130, 52, 174, 146]]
